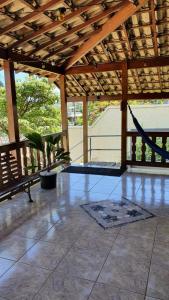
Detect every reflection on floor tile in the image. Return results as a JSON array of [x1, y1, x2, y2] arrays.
[[57, 246, 107, 281], [0, 234, 36, 260], [0, 262, 50, 300], [20, 240, 70, 270], [0, 171, 169, 298], [0, 258, 15, 278], [98, 249, 149, 294], [34, 269, 94, 300], [147, 263, 169, 300], [89, 283, 144, 300]]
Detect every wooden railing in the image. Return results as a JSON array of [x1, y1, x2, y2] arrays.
[[0, 132, 64, 188], [126, 131, 169, 167]]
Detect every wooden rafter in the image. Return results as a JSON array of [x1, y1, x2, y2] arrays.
[[65, 0, 146, 69], [43, 30, 101, 60], [122, 24, 142, 92], [0, 0, 64, 35], [8, 0, 106, 51], [84, 55, 105, 94], [150, 0, 162, 92], [71, 75, 86, 95], [0, 0, 13, 8], [27, 2, 125, 56], [100, 41, 122, 89]]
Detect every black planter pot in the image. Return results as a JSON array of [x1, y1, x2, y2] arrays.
[[40, 171, 57, 189]]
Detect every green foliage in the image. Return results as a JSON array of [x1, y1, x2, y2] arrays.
[[26, 132, 44, 152], [0, 76, 61, 137], [27, 132, 71, 172]]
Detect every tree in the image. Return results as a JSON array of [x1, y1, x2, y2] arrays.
[[0, 76, 61, 138]]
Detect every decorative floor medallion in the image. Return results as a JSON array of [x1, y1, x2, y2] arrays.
[[81, 198, 155, 229]]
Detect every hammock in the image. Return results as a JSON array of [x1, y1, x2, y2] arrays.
[[128, 104, 169, 160]]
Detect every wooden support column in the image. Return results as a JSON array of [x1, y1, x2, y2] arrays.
[[4, 60, 19, 143], [83, 96, 88, 163], [121, 62, 128, 168], [59, 75, 69, 152], [4, 60, 22, 176]]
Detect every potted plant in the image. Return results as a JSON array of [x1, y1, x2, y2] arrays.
[[26, 132, 71, 189]]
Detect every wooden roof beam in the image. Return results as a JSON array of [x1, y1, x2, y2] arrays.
[[65, 0, 146, 70], [28, 2, 125, 56], [150, 0, 162, 92], [0, 47, 63, 74], [66, 56, 169, 74], [0, 0, 13, 8], [0, 0, 64, 35], [42, 30, 101, 60], [100, 41, 122, 87], [8, 0, 106, 50], [67, 92, 169, 102], [121, 24, 142, 92]]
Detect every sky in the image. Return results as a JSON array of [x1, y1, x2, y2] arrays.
[[0, 70, 28, 84], [0, 70, 60, 93]]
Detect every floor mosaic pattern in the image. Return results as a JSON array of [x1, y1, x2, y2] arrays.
[[81, 199, 154, 228]]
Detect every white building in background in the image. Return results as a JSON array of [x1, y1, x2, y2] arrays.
[[68, 104, 169, 163]]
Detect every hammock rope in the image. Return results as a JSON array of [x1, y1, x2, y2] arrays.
[[127, 103, 169, 160]]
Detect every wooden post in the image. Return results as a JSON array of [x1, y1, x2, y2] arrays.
[[83, 96, 88, 163], [59, 75, 69, 152], [121, 62, 128, 168], [4, 60, 19, 143], [4, 60, 22, 176]]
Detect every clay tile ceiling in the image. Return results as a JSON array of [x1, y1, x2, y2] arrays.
[[0, 0, 169, 97]]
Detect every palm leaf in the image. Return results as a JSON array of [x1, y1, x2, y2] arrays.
[[26, 132, 44, 152]]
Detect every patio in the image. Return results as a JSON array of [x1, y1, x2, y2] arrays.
[[0, 0, 169, 299], [0, 171, 168, 299]]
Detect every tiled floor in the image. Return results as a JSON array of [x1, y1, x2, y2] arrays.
[[0, 171, 169, 299]]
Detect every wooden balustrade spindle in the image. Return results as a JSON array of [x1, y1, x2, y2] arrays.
[[162, 136, 167, 163], [151, 136, 156, 163], [22, 145, 28, 176], [141, 139, 146, 162], [132, 136, 136, 162]]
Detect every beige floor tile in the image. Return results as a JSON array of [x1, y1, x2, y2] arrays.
[[155, 224, 169, 244], [113, 234, 154, 262], [0, 258, 15, 277], [20, 240, 70, 270], [147, 264, 169, 300], [12, 219, 54, 240], [75, 228, 117, 252], [98, 251, 149, 294], [57, 246, 107, 281], [89, 283, 144, 300], [0, 234, 36, 260], [34, 269, 94, 300], [152, 242, 169, 267], [41, 220, 84, 245], [0, 262, 50, 300], [145, 297, 161, 300], [119, 218, 157, 239], [89, 182, 118, 195]]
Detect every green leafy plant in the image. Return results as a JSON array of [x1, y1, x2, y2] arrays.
[[26, 132, 71, 172]]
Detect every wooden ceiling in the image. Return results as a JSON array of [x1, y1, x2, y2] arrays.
[[0, 0, 169, 98]]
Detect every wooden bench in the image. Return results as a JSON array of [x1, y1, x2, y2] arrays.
[[0, 151, 64, 203], [0, 152, 39, 203]]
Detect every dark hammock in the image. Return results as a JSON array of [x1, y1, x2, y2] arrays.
[[128, 104, 169, 160]]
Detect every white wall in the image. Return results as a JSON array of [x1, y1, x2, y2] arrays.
[[69, 104, 169, 163]]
